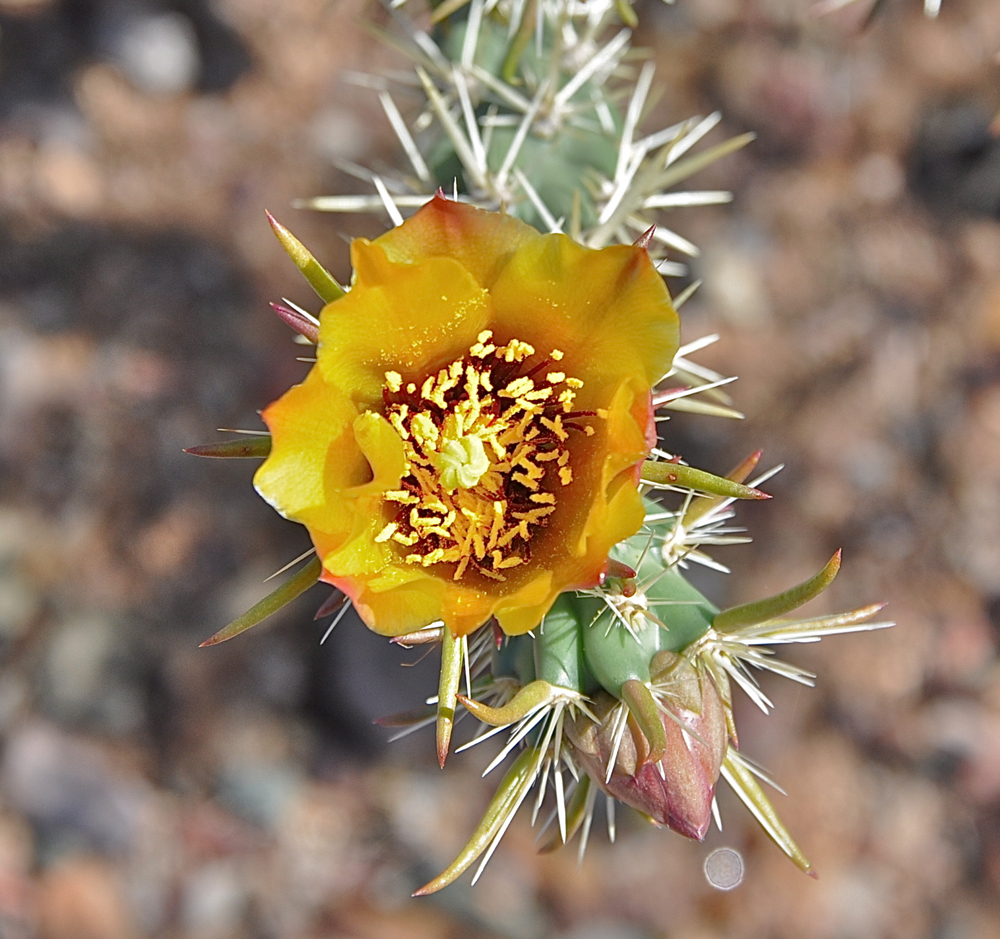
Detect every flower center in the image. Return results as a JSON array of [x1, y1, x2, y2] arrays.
[[433, 433, 491, 491], [374, 330, 599, 582]]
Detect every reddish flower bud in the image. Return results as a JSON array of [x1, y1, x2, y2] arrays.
[[568, 657, 727, 840]]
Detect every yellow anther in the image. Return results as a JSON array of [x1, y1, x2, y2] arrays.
[[551, 349, 564, 361], [378, 333, 585, 581], [558, 389, 576, 410], [541, 415, 568, 441], [375, 522, 398, 542], [512, 472, 539, 490], [501, 376, 535, 398]]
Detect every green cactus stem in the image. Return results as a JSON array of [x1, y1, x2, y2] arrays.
[[535, 593, 594, 691]]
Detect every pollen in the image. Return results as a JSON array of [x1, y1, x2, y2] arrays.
[[376, 335, 595, 581]]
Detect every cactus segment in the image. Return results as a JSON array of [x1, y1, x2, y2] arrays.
[[580, 593, 663, 697], [535, 593, 593, 691]]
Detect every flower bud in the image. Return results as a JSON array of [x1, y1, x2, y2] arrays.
[[567, 656, 727, 840]]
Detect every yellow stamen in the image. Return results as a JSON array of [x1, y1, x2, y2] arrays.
[[375, 335, 588, 580]]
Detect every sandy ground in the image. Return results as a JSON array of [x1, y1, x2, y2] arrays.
[[0, 0, 999, 936]]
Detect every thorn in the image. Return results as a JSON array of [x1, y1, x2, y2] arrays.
[[492, 619, 504, 650], [714, 550, 843, 632], [642, 460, 771, 500], [458, 680, 557, 727], [270, 302, 319, 344], [314, 589, 348, 620], [265, 210, 345, 304], [184, 436, 271, 459], [634, 225, 656, 249], [436, 629, 463, 767], [390, 626, 445, 646], [199, 556, 322, 647], [601, 558, 637, 597]]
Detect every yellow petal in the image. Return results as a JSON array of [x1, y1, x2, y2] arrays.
[[318, 241, 492, 402], [254, 367, 364, 535], [488, 234, 678, 403], [374, 194, 541, 288]]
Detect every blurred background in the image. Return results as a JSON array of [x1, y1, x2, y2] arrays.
[[0, 0, 999, 936]]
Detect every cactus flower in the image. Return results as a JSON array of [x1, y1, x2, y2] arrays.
[[253, 195, 679, 638]]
